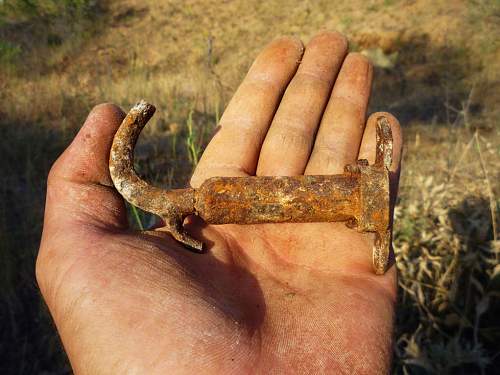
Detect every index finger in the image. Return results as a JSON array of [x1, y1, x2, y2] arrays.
[[190, 37, 304, 187]]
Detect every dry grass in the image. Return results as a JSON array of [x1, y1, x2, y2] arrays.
[[1, 0, 499, 373], [393, 123, 500, 373]]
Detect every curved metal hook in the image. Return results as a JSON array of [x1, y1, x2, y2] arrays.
[[109, 100, 203, 251]]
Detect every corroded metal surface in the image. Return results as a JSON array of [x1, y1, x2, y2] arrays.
[[109, 101, 199, 250], [109, 100, 393, 274], [195, 175, 360, 224]]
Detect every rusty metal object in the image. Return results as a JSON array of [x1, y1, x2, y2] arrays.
[[109, 100, 393, 274]]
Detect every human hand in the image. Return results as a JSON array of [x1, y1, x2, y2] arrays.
[[37, 31, 402, 374]]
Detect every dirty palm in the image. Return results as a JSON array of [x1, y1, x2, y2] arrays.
[[37, 31, 403, 373]]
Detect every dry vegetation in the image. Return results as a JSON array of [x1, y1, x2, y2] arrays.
[[1, 0, 499, 374]]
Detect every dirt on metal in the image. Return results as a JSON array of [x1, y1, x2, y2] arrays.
[[109, 100, 394, 274]]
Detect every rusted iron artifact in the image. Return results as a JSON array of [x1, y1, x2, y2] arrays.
[[109, 100, 393, 274]]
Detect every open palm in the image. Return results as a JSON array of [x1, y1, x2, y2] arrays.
[[37, 31, 402, 374]]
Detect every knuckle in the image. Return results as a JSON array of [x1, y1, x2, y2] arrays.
[[293, 70, 332, 86], [240, 78, 278, 97]]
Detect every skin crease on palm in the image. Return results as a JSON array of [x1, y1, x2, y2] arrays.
[[36, 31, 403, 374]]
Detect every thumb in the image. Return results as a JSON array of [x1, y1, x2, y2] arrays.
[[44, 103, 128, 230]]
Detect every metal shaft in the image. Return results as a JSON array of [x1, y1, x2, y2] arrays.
[[195, 175, 360, 224]]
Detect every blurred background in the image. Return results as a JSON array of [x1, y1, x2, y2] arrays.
[[0, 0, 499, 373]]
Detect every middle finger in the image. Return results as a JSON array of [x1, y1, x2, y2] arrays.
[[256, 31, 348, 176]]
